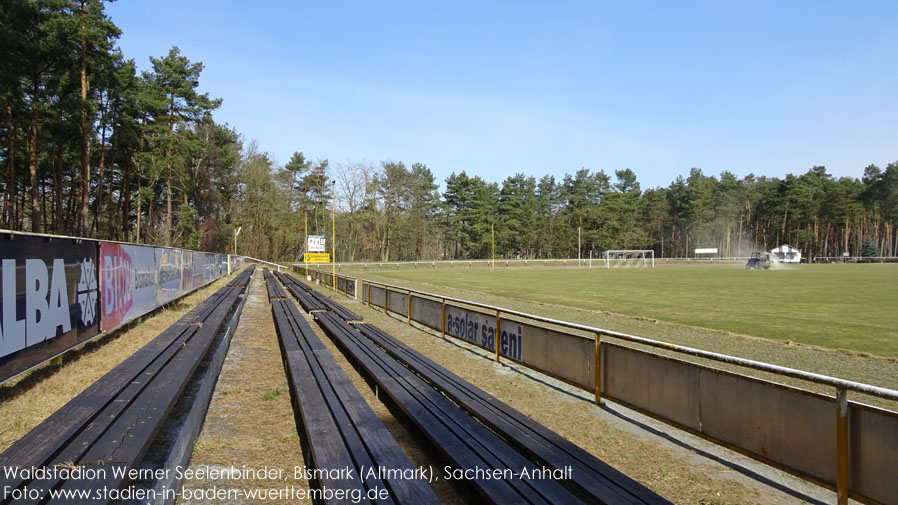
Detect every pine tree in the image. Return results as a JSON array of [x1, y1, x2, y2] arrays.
[[860, 235, 880, 258]]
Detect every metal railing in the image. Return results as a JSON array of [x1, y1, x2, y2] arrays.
[[244, 256, 288, 272], [360, 278, 898, 505], [813, 256, 898, 263], [362, 280, 898, 401], [294, 264, 358, 298]]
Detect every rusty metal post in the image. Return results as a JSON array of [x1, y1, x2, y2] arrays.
[[836, 387, 849, 505], [441, 299, 446, 340], [495, 310, 501, 362], [385, 288, 390, 316], [594, 334, 602, 404]]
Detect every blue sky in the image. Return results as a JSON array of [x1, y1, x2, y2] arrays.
[[106, 1, 898, 190]]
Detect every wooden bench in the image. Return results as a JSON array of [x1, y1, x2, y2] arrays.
[[314, 311, 588, 505], [266, 277, 439, 505], [352, 323, 672, 505], [308, 289, 362, 322], [275, 270, 313, 291], [276, 272, 362, 322], [0, 266, 255, 505], [263, 268, 288, 301], [274, 272, 329, 312]]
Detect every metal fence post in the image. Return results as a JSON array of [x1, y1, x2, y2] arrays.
[[385, 288, 390, 316], [441, 299, 447, 340], [836, 387, 849, 505], [595, 334, 602, 404], [495, 310, 501, 362], [407, 293, 412, 324]]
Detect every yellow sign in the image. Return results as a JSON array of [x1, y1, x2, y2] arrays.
[[304, 253, 331, 263]]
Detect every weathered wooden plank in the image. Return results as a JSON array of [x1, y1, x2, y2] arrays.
[[316, 312, 583, 505], [266, 277, 439, 505], [309, 291, 361, 321], [354, 323, 672, 505]]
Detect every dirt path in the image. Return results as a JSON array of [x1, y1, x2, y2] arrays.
[[177, 273, 305, 505]]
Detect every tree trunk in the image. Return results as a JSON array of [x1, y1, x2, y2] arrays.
[[122, 160, 130, 241], [79, 5, 90, 238], [135, 175, 141, 243], [40, 178, 47, 231], [4, 99, 14, 228], [28, 77, 40, 233], [134, 116, 146, 243], [164, 96, 174, 246], [65, 178, 77, 234], [843, 219, 850, 255], [94, 95, 107, 237], [55, 147, 63, 233]]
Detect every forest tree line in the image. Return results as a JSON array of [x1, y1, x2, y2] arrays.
[[309, 161, 898, 263], [2, 0, 896, 263]]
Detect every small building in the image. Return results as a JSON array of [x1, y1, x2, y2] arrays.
[[770, 244, 801, 264]]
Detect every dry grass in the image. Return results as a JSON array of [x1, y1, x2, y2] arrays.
[[0, 274, 235, 453]]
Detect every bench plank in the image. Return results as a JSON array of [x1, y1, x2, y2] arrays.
[[354, 323, 672, 505], [267, 283, 439, 504], [315, 312, 585, 505]]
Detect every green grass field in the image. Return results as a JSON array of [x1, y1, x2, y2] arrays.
[[357, 263, 898, 358]]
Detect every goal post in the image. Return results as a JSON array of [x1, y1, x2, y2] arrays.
[[603, 250, 655, 268]]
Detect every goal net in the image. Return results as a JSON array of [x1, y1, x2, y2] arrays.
[[603, 250, 655, 268]]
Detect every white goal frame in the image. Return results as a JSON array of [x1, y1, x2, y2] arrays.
[[604, 250, 655, 268]]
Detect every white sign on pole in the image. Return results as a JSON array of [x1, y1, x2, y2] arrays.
[[308, 235, 326, 253]]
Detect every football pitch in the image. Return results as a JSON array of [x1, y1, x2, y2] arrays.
[[352, 263, 898, 358]]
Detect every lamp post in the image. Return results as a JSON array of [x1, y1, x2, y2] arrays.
[[331, 180, 336, 290], [234, 226, 242, 256]]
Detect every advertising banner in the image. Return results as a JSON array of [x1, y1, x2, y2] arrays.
[[444, 305, 524, 361], [217, 254, 227, 278], [205, 252, 219, 284], [0, 235, 99, 382], [192, 253, 206, 287], [304, 253, 330, 263], [155, 248, 183, 306], [99, 243, 157, 331], [228, 255, 244, 273], [181, 251, 194, 292], [307, 235, 326, 253]]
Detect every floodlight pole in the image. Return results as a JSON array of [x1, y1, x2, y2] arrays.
[[331, 180, 336, 290], [303, 211, 308, 275], [234, 226, 242, 256], [578, 219, 582, 268]]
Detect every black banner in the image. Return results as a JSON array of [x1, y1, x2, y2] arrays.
[[0, 234, 100, 382]]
